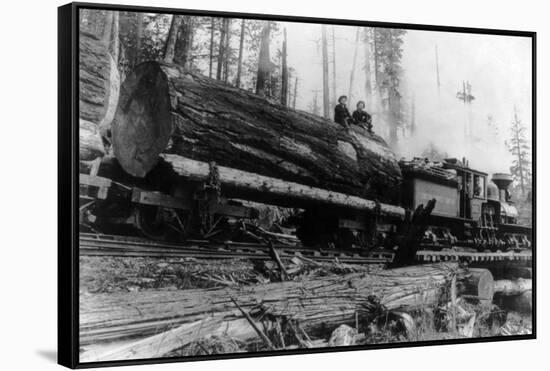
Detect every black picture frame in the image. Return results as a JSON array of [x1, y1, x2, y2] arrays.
[[58, 2, 536, 368]]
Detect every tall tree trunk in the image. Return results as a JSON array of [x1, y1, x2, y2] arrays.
[[235, 19, 246, 88], [373, 28, 379, 91], [348, 28, 360, 103], [364, 28, 373, 111], [513, 110, 526, 194], [174, 16, 194, 69], [292, 76, 298, 109], [331, 26, 337, 105], [163, 15, 181, 63], [222, 19, 232, 83], [387, 31, 399, 148], [321, 25, 330, 119], [256, 22, 271, 96], [209, 18, 215, 78], [134, 12, 143, 67], [101, 11, 114, 47], [280, 28, 289, 106], [216, 18, 227, 80]]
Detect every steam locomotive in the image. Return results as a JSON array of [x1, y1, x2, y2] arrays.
[[398, 157, 531, 251]]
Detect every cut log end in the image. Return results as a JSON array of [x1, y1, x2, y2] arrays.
[[463, 268, 495, 306], [111, 62, 174, 177]]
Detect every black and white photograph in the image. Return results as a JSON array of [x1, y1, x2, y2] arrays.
[[70, 3, 534, 366]]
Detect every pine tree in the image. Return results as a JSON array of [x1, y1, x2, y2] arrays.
[[216, 18, 228, 80], [174, 16, 195, 69], [222, 19, 232, 83], [362, 28, 373, 111], [235, 19, 246, 88], [321, 25, 330, 119], [209, 18, 216, 78], [348, 28, 360, 102], [508, 108, 532, 196], [280, 28, 289, 106], [374, 28, 407, 148], [163, 15, 181, 63], [255, 22, 272, 96]]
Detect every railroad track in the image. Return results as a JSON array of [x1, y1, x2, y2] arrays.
[[415, 249, 532, 263], [79, 233, 395, 264], [79, 233, 532, 265]]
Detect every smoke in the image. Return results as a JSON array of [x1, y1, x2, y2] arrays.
[[398, 30, 532, 174]]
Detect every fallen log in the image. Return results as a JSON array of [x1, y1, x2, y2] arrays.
[[497, 291, 532, 313], [79, 31, 120, 141], [328, 324, 357, 347], [160, 154, 405, 218], [461, 268, 494, 307], [80, 263, 465, 361], [470, 261, 532, 280], [494, 278, 532, 296], [111, 62, 402, 203]]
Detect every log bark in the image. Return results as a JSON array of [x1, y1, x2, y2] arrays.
[[111, 62, 402, 203], [497, 291, 532, 313], [472, 264, 532, 280], [79, 31, 120, 134], [79, 263, 464, 360], [494, 278, 531, 296], [79, 119, 105, 161], [160, 154, 405, 217]]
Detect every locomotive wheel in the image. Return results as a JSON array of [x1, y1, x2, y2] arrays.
[[134, 205, 172, 241]]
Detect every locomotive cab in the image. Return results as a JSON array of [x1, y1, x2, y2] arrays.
[[442, 158, 487, 221]]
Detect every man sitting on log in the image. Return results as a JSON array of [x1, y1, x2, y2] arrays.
[[352, 101, 373, 133], [334, 95, 353, 129]]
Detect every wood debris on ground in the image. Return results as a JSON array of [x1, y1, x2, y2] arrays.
[[78, 259, 524, 362]]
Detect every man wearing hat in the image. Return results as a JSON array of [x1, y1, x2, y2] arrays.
[[334, 95, 353, 129], [352, 100, 373, 133]]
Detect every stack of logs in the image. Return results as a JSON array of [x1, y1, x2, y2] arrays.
[[80, 262, 498, 362], [490, 264, 533, 313]]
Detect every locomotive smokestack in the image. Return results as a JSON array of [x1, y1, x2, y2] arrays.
[[491, 173, 513, 202]]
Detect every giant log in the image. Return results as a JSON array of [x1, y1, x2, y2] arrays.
[[111, 62, 402, 202], [79, 31, 120, 144], [80, 263, 464, 361]]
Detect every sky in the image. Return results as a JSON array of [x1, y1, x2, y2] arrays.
[[280, 21, 532, 174]]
